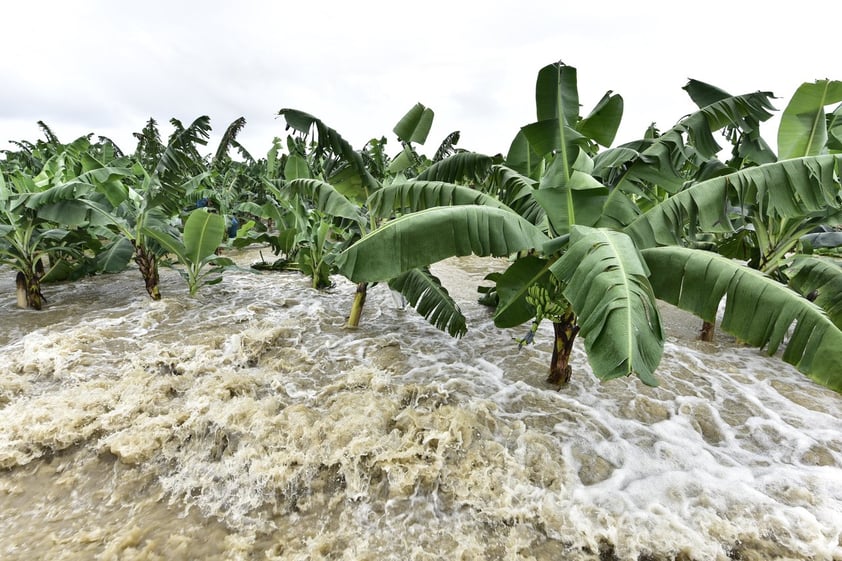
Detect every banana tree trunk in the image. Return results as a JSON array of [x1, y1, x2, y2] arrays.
[[16, 259, 46, 310], [134, 243, 161, 300], [547, 311, 578, 386], [345, 282, 368, 328], [16, 272, 27, 308], [700, 320, 716, 342]]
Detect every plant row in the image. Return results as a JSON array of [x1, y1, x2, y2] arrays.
[[2, 61, 842, 393]]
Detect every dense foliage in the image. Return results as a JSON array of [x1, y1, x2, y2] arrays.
[[2, 63, 841, 393]]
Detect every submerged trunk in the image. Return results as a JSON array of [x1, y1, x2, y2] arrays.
[[134, 244, 161, 300], [15, 272, 29, 309], [16, 260, 46, 310], [700, 320, 716, 342], [345, 282, 368, 328], [547, 311, 578, 386]]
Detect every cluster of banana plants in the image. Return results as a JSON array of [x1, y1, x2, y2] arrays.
[[335, 62, 842, 393], [1, 117, 250, 305], [3, 61, 841, 396], [231, 102, 470, 334]]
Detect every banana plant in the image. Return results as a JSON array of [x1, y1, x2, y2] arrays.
[[272, 106, 469, 330], [336, 61, 842, 394], [0, 139, 132, 309], [28, 117, 214, 300], [142, 208, 234, 296]]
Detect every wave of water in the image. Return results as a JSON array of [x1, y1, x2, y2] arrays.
[[1, 250, 840, 560]]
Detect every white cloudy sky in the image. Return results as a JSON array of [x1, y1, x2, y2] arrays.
[[2, 0, 838, 160]]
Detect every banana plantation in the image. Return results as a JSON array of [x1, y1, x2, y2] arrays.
[[3, 62, 842, 394]]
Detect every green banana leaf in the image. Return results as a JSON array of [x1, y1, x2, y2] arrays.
[[416, 152, 497, 184], [277, 108, 379, 194], [505, 130, 542, 178], [643, 246, 842, 392], [828, 105, 842, 151], [183, 209, 225, 265], [94, 236, 135, 273], [623, 155, 842, 249], [491, 255, 552, 328], [535, 62, 579, 125], [578, 91, 624, 148], [285, 178, 363, 223], [778, 79, 842, 159], [534, 153, 608, 235], [388, 267, 467, 338], [613, 89, 777, 195], [336, 205, 550, 283], [491, 165, 543, 224], [393, 103, 434, 145], [284, 154, 311, 180], [786, 255, 842, 330], [368, 179, 509, 219], [143, 209, 224, 265], [551, 226, 663, 385]]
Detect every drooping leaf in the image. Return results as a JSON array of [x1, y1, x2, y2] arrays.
[[433, 130, 461, 162], [643, 246, 842, 392], [95, 236, 135, 273], [551, 226, 663, 385], [416, 152, 496, 184], [612, 89, 776, 195], [278, 108, 380, 193], [388, 267, 467, 338], [624, 155, 842, 249], [491, 165, 543, 224], [141, 225, 187, 263], [336, 205, 550, 283], [286, 178, 363, 223], [213, 116, 247, 165], [369, 179, 509, 219], [786, 255, 842, 329]]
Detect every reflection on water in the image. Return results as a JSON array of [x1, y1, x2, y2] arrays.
[[1, 251, 841, 560]]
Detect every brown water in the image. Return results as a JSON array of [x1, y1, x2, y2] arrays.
[[1, 250, 841, 560]]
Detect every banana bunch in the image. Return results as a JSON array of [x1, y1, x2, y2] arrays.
[[516, 281, 569, 349], [525, 283, 568, 323]]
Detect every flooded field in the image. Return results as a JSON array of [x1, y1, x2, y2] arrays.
[[1, 249, 840, 560]]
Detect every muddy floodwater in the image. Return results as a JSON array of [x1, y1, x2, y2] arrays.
[[1, 248, 841, 560]]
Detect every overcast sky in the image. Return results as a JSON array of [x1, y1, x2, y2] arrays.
[[2, 1, 838, 161]]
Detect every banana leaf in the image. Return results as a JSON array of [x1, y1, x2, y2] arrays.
[[337, 205, 550, 283], [393, 103, 434, 145], [388, 267, 467, 338], [94, 236, 135, 273], [778, 80, 842, 159], [551, 226, 663, 385], [491, 255, 552, 328], [285, 178, 363, 223], [369, 179, 509, 219], [416, 152, 497, 184], [787, 255, 842, 330], [623, 155, 842, 249], [643, 246, 842, 392]]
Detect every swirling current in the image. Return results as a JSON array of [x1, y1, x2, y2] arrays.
[[1, 248, 840, 560]]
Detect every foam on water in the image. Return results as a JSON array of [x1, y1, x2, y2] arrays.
[[1, 252, 841, 560]]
